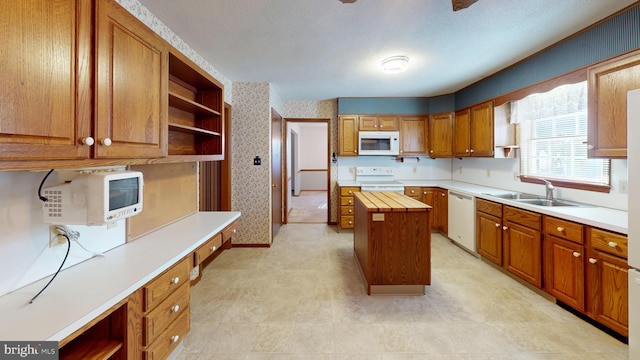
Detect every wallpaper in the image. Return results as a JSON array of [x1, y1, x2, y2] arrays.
[[115, 0, 233, 103]]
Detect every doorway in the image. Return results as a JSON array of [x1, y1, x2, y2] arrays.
[[284, 119, 330, 224]]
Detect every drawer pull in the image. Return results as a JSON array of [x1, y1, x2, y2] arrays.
[[210, 245, 217, 252], [232, 229, 237, 234], [495, 223, 500, 228], [348, 200, 352, 204], [171, 304, 180, 313], [556, 226, 565, 232], [502, 226, 508, 231], [423, 191, 427, 195], [348, 221, 352, 225], [348, 209, 352, 213], [572, 251, 581, 258], [171, 277, 180, 285], [608, 241, 618, 248], [348, 191, 353, 194], [589, 258, 597, 264], [410, 190, 415, 194], [171, 335, 180, 343]]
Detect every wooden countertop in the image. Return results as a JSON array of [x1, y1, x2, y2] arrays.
[[354, 192, 431, 212]]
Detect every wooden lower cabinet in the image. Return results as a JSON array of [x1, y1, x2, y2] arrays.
[[339, 186, 359, 230], [476, 210, 503, 265], [503, 220, 542, 288], [544, 235, 585, 311], [586, 228, 629, 336]]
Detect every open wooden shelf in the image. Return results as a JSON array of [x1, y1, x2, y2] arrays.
[[169, 92, 221, 117], [61, 338, 122, 360], [169, 122, 221, 137]]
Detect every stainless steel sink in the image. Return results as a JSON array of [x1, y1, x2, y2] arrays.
[[511, 198, 580, 207], [483, 192, 542, 200]]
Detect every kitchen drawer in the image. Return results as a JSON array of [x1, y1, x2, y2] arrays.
[[143, 257, 190, 312], [340, 197, 355, 206], [222, 220, 239, 243], [590, 228, 628, 258], [341, 215, 354, 228], [503, 205, 541, 230], [544, 216, 584, 244], [193, 233, 222, 266], [143, 307, 190, 360], [404, 187, 421, 197], [143, 282, 190, 346], [476, 198, 502, 218], [340, 206, 354, 215], [340, 187, 359, 196]]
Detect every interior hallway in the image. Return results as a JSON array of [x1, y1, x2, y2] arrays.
[[178, 224, 628, 359], [287, 191, 328, 224]]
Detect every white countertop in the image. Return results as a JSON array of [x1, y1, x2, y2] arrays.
[[338, 179, 627, 234], [0, 211, 240, 342]]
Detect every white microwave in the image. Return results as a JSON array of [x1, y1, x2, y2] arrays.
[[42, 170, 144, 225], [358, 131, 400, 156]]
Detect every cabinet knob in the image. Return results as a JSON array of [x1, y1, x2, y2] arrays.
[[495, 223, 500, 228], [587, 144, 594, 150], [171, 277, 180, 285], [423, 191, 427, 195], [608, 241, 618, 248], [210, 245, 216, 252], [101, 138, 112, 146], [465, 149, 469, 153], [411, 190, 415, 194], [171, 335, 180, 343], [589, 258, 597, 264], [355, 150, 357, 153], [374, 124, 378, 127], [348, 191, 352, 195], [82, 137, 94, 146], [470, 149, 474, 153], [171, 304, 180, 313], [502, 226, 508, 231], [430, 150, 434, 153], [348, 221, 352, 225], [348, 209, 352, 213], [556, 226, 565, 232], [441, 193, 445, 197], [572, 251, 581, 258]]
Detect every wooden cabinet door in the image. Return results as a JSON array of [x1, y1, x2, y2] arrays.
[[338, 115, 359, 156], [477, 212, 503, 265], [421, 188, 435, 230], [95, 0, 168, 159], [587, 50, 640, 158], [587, 250, 629, 336], [544, 235, 585, 311], [503, 221, 542, 288], [470, 101, 494, 157], [399, 116, 428, 155], [0, 0, 92, 161], [358, 116, 378, 131], [453, 109, 471, 157], [377, 116, 398, 131], [429, 113, 453, 158], [435, 189, 448, 234]]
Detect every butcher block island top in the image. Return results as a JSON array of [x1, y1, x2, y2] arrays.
[[353, 192, 432, 295]]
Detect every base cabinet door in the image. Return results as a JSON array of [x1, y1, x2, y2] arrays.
[[503, 221, 542, 288], [587, 250, 629, 336], [544, 235, 585, 311], [477, 212, 503, 265]]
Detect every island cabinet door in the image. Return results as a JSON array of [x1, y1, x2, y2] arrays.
[[503, 221, 542, 288]]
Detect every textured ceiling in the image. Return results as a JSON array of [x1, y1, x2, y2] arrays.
[[138, 0, 637, 101]]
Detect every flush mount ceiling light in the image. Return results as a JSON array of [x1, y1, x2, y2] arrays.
[[381, 56, 409, 74]]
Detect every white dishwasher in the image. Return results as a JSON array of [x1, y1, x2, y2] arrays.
[[447, 191, 476, 254]]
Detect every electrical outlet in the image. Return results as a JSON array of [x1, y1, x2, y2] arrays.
[[49, 226, 67, 248], [486, 169, 491, 177], [513, 172, 519, 181], [619, 180, 628, 194], [459, 167, 463, 174], [189, 266, 200, 281]]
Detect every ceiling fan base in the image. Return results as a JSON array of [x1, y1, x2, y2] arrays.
[[452, 0, 479, 11]]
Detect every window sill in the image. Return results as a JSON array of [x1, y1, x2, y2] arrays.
[[519, 176, 611, 193]]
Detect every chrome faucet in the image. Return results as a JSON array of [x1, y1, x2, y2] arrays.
[[540, 179, 554, 200]]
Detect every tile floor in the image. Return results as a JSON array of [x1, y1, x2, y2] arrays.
[[177, 224, 628, 359]]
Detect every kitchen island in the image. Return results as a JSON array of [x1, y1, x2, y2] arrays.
[[353, 191, 431, 295]]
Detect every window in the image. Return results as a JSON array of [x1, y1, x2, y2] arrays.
[[512, 81, 610, 191]]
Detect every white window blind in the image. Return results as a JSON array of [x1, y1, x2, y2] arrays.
[[513, 81, 610, 186]]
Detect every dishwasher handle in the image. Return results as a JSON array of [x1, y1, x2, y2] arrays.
[[449, 191, 473, 201]]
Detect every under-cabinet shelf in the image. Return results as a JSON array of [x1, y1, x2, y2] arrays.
[[169, 92, 221, 117], [169, 123, 221, 137], [60, 338, 122, 360]]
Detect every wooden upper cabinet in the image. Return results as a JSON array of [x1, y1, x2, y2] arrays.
[[398, 115, 428, 155], [0, 0, 92, 161], [429, 112, 453, 158], [95, 0, 168, 159], [587, 49, 640, 159], [338, 115, 359, 156], [359, 115, 398, 131], [453, 101, 494, 157], [470, 101, 494, 157], [453, 108, 471, 157]]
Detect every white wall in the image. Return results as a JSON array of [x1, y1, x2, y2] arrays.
[[337, 156, 452, 181], [299, 125, 328, 191], [0, 171, 126, 297]]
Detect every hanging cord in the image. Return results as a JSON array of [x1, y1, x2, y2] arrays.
[[57, 225, 104, 257], [38, 169, 55, 202], [29, 232, 71, 304]]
